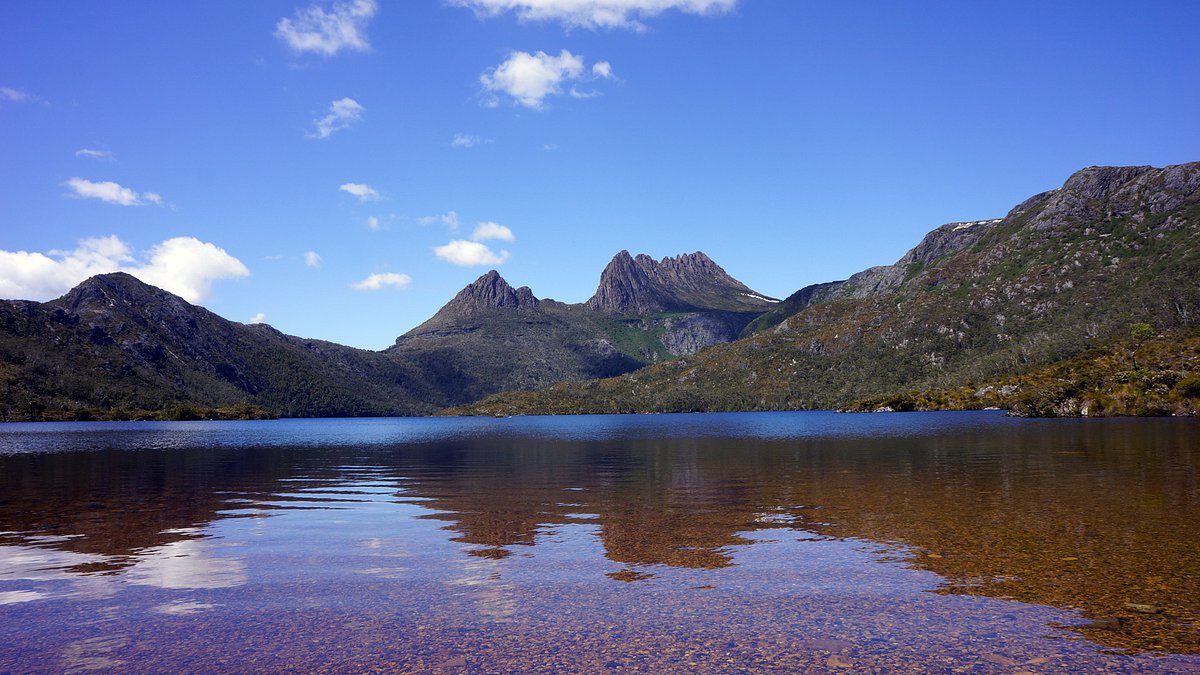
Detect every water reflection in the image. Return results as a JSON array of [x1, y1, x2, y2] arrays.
[[0, 412, 1197, 670]]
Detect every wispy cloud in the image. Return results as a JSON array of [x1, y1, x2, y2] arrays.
[[248, 312, 268, 324], [64, 178, 163, 207], [418, 210, 460, 230], [304, 251, 324, 268], [448, 0, 737, 30], [351, 272, 411, 290], [451, 133, 492, 148], [276, 0, 378, 56], [0, 236, 248, 303], [481, 50, 613, 109], [1, 87, 30, 102], [339, 182, 379, 201], [75, 148, 115, 161], [367, 215, 381, 230], [310, 97, 363, 139], [434, 221, 515, 266]]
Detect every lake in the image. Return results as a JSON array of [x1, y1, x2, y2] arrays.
[[1, 411, 1197, 672]]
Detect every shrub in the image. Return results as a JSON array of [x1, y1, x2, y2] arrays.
[[1175, 375, 1200, 398]]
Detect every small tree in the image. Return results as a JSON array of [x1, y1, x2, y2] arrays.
[[1129, 323, 1155, 369]]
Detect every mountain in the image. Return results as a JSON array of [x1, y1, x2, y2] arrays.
[[450, 161, 1200, 416], [587, 250, 775, 314], [386, 252, 777, 406], [0, 251, 776, 420], [0, 273, 446, 419]]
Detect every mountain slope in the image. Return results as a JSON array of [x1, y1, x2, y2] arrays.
[[0, 273, 439, 419], [450, 162, 1200, 415]]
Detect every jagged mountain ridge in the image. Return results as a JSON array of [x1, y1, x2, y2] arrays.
[[0, 250, 777, 419], [387, 251, 778, 405], [586, 251, 777, 314], [451, 161, 1200, 415]]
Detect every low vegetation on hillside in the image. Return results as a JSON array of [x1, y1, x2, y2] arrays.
[[843, 329, 1200, 417]]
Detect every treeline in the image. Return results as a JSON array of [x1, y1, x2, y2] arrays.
[[2, 402, 278, 423]]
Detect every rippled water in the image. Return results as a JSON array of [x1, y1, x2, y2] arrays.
[[1, 412, 1197, 672]]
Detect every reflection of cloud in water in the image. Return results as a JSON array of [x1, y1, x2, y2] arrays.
[[0, 544, 118, 603], [127, 539, 246, 589], [154, 600, 217, 616], [0, 536, 244, 607], [0, 545, 106, 582], [0, 590, 47, 604], [449, 556, 517, 621]]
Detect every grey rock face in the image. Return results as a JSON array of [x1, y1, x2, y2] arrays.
[[658, 313, 747, 356], [1029, 163, 1200, 231], [586, 250, 776, 314], [835, 218, 1002, 299]]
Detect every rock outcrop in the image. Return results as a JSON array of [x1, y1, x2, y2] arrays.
[[438, 271, 537, 319], [586, 251, 776, 314]]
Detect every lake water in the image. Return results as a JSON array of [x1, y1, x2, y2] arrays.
[[1, 411, 1197, 672]]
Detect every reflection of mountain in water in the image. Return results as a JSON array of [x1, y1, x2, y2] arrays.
[[405, 439, 775, 570], [0, 417, 1197, 653]]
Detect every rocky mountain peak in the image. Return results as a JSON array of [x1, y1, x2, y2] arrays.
[[403, 271, 540, 337], [1060, 165, 1155, 201], [450, 270, 539, 313], [55, 272, 197, 322], [1029, 162, 1199, 231], [586, 250, 777, 314]]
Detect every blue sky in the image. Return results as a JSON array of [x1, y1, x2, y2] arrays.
[[2, 0, 1198, 349]]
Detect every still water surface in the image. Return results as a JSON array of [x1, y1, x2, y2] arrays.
[[1, 411, 1198, 672]]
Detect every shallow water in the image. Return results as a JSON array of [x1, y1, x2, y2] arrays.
[[1, 411, 1197, 672]]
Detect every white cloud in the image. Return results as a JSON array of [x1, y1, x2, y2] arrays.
[[471, 221, 515, 242], [351, 272, 411, 290], [592, 61, 614, 78], [305, 250, 323, 268], [64, 177, 163, 207], [482, 50, 614, 109], [543, 143, 558, 151], [275, 0, 378, 56], [434, 240, 510, 267], [1, 87, 29, 102], [248, 312, 267, 324], [448, 0, 737, 30], [310, 97, 363, 139], [75, 148, 114, 161], [367, 215, 381, 230], [0, 236, 248, 303], [339, 182, 379, 201], [451, 133, 493, 148], [418, 210, 460, 230], [128, 238, 251, 302]]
